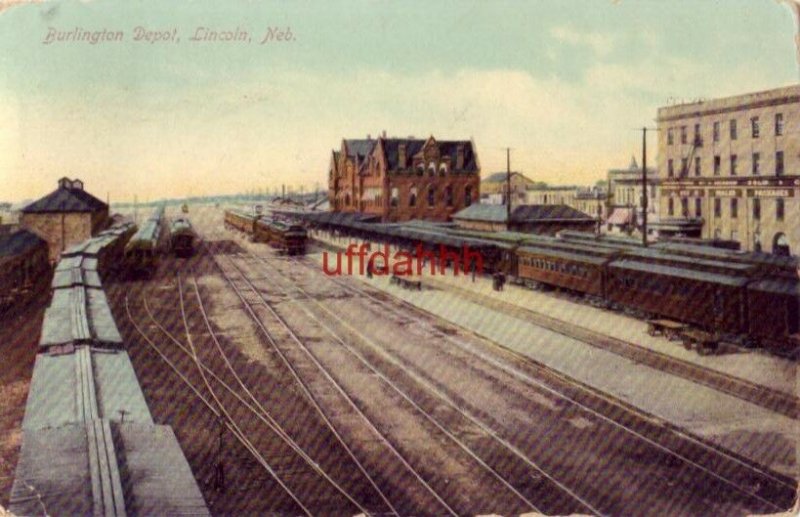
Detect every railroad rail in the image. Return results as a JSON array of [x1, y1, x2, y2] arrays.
[[209, 250, 464, 516], [244, 250, 796, 514], [419, 275, 800, 420], [219, 251, 602, 516], [132, 274, 399, 516], [124, 295, 314, 515]]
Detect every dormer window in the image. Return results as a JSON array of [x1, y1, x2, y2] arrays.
[[439, 163, 448, 175], [416, 163, 425, 176], [428, 161, 436, 175]]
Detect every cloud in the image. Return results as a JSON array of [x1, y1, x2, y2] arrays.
[[550, 25, 616, 57]]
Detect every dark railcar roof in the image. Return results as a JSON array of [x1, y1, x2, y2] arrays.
[[0, 229, 47, 257], [610, 259, 750, 287]]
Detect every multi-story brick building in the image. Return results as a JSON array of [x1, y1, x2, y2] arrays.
[[657, 85, 799, 255], [21, 177, 109, 262], [328, 134, 480, 222]]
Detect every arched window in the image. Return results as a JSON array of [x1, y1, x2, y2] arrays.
[[439, 163, 448, 175], [390, 187, 399, 207], [416, 163, 425, 175], [409, 186, 417, 207], [345, 193, 351, 206], [465, 185, 473, 206], [428, 162, 436, 176], [773, 232, 791, 256], [445, 185, 453, 206], [427, 185, 435, 206]]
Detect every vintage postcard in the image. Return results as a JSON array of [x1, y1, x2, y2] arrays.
[[1, 1, 799, 515]]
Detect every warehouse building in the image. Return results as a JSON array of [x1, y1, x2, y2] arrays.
[[20, 177, 109, 262]]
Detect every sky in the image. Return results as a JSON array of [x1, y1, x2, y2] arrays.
[[0, 0, 798, 204]]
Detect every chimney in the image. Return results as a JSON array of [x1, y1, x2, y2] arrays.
[[398, 144, 407, 169], [367, 134, 371, 140], [382, 130, 387, 138], [72, 179, 84, 191], [456, 144, 465, 170]]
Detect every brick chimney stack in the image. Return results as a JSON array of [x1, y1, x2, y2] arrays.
[[456, 144, 465, 170]]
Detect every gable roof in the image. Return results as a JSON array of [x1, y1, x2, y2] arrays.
[[341, 136, 479, 173], [0, 229, 47, 257], [22, 183, 107, 214], [452, 203, 594, 223]]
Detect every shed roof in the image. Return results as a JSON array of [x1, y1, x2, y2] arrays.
[[453, 203, 594, 223]]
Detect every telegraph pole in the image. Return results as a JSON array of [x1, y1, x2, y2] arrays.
[[637, 126, 658, 247], [505, 147, 512, 224], [641, 127, 648, 247]]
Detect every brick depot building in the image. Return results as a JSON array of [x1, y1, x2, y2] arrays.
[[328, 134, 481, 222], [21, 177, 109, 262]]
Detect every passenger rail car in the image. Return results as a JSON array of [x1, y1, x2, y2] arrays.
[[606, 260, 750, 335], [124, 206, 166, 277], [517, 244, 611, 297], [254, 219, 308, 255], [292, 211, 800, 354], [170, 217, 197, 257], [224, 209, 258, 236]]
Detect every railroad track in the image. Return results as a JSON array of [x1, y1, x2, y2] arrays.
[[240, 249, 796, 515], [210, 248, 531, 515], [309, 236, 799, 420], [124, 275, 389, 516], [421, 275, 800, 420], [219, 251, 611, 515]]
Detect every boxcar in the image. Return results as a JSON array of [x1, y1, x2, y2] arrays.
[[516, 244, 611, 297], [0, 229, 51, 312], [606, 259, 749, 335], [224, 209, 257, 236], [170, 217, 196, 257]]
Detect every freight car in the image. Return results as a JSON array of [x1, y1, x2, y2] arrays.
[[224, 208, 258, 237], [124, 206, 166, 277], [254, 218, 308, 255], [170, 217, 196, 257], [0, 229, 51, 313], [10, 228, 210, 516]]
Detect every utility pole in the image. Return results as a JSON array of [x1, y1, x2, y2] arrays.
[[641, 127, 649, 247], [505, 147, 512, 224], [638, 126, 658, 247]]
